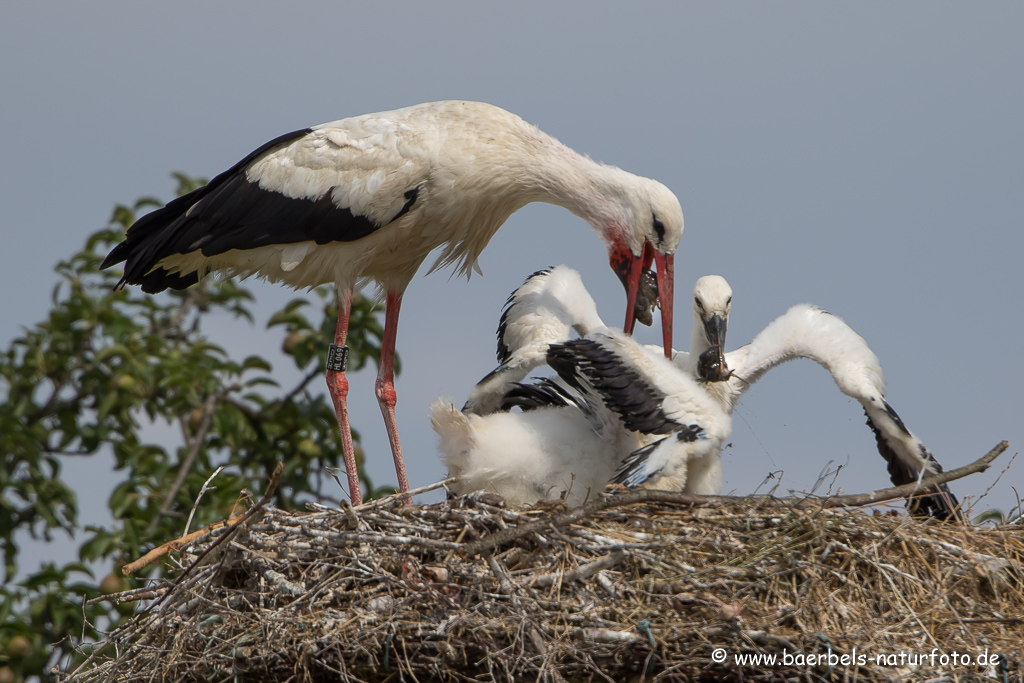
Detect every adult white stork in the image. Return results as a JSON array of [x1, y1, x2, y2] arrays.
[[432, 266, 729, 505], [100, 101, 683, 505]]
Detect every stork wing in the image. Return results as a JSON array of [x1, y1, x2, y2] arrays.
[[725, 304, 960, 520], [583, 330, 725, 434], [496, 265, 605, 365], [725, 304, 886, 401], [546, 331, 727, 490], [612, 426, 707, 487], [102, 116, 429, 293], [463, 266, 605, 415], [499, 377, 581, 412], [548, 334, 682, 436]]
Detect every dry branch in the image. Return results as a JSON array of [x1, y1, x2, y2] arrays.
[[122, 515, 239, 575], [811, 439, 1008, 509], [148, 392, 219, 534]]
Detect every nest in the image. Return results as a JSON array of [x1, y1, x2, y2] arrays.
[[60, 460, 1024, 683]]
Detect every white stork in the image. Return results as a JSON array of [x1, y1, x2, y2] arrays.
[[683, 275, 961, 520], [432, 266, 729, 505], [100, 101, 683, 505], [436, 267, 961, 519]]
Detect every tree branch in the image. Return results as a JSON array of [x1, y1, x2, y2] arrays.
[[147, 393, 221, 535], [805, 440, 1007, 511], [267, 364, 322, 419]]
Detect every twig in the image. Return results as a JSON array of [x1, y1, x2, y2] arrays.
[[267, 365, 322, 419], [970, 450, 1019, 513], [486, 554, 515, 596], [124, 462, 285, 632], [534, 550, 627, 588], [356, 477, 459, 509], [124, 517, 238, 575], [805, 440, 1007, 510], [250, 523, 463, 551], [954, 617, 1024, 624], [86, 584, 169, 606], [184, 465, 224, 536]]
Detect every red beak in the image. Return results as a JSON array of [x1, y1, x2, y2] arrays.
[[621, 242, 674, 358], [654, 251, 674, 357]]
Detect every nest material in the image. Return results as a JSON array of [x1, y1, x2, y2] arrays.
[[61, 482, 1024, 683]]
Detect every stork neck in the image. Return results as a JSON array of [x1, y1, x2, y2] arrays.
[[518, 134, 632, 240]]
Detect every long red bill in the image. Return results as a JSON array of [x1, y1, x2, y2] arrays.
[[622, 243, 651, 335], [653, 251, 674, 358], [621, 243, 674, 358]]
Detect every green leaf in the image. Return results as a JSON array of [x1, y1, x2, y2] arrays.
[[241, 355, 272, 372]]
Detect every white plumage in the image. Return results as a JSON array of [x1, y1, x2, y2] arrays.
[[102, 101, 683, 505], [432, 398, 624, 506], [550, 328, 731, 494]]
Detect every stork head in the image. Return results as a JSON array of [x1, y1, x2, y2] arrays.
[[606, 177, 682, 358], [692, 275, 732, 382]]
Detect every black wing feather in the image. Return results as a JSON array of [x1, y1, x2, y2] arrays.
[[499, 378, 579, 412], [866, 401, 962, 521], [547, 338, 679, 435], [102, 128, 421, 293], [496, 267, 553, 364]]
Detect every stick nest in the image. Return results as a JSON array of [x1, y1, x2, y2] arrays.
[[62, 489, 1023, 682]]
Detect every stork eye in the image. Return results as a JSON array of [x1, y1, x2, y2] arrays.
[[652, 215, 666, 242], [726, 296, 732, 305], [694, 297, 704, 310]]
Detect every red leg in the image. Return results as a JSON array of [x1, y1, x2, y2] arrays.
[[325, 287, 362, 505], [376, 291, 410, 496]]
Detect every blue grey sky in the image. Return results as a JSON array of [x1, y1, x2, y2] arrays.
[[4, 3, 1022, 572]]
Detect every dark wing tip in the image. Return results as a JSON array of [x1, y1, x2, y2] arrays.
[[140, 269, 200, 293], [100, 127, 316, 293], [545, 341, 587, 393], [612, 439, 664, 488], [865, 408, 964, 522], [100, 244, 127, 270]]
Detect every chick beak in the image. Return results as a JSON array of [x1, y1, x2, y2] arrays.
[[704, 313, 727, 373]]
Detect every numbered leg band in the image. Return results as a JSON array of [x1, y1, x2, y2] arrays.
[[327, 344, 349, 372]]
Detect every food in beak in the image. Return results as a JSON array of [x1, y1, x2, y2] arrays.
[[697, 346, 732, 382], [632, 268, 659, 327]]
